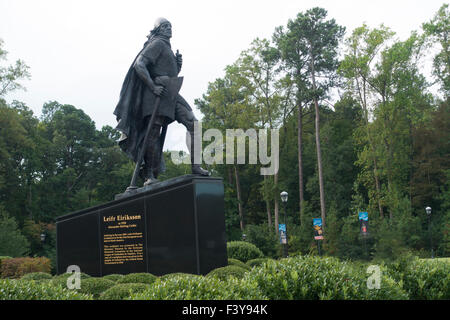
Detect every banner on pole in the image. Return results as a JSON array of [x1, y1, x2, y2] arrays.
[[279, 224, 287, 244], [313, 218, 324, 240], [358, 212, 369, 236]]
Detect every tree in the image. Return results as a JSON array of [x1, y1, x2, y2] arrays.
[[422, 3, 450, 95], [279, 7, 345, 230], [0, 208, 30, 257], [0, 39, 30, 97]]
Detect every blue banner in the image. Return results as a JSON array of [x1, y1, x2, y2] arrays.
[[313, 218, 324, 240], [358, 212, 368, 221]]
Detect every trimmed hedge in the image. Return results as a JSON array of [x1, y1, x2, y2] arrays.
[[207, 265, 248, 281], [102, 274, 124, 282], [0, 256, 12, 271], [99, 283, 150, 300], [20, 272, 52, 281], [0, 279, 92, 300], [116, 273, 157, 285], [159, 273, 198, 281], [51, 272, 91, 289], [130, 274, 267, 300], [390, 258, 450, 299], [79, 278, 116, 298], [246, 258, 271, 268], [245, 255, 408, 300], [1, 257, 51, 278], [228, 258, 251, 270], [227, 241, 264, 263]]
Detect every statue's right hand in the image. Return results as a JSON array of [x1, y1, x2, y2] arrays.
[[153, 85, 166, 96]]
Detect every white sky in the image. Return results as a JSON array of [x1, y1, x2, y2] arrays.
[[0, 0, 446, 151]]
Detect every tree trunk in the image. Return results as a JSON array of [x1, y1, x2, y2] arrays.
[[274, 172, 279, 235], [234, 165, 244, 231], [264, 175, 272, 230], [297, 102, 304, 224], [309, 48, 327, 230]]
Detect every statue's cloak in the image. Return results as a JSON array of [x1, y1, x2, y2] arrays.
[[113, 47, 168, 175]]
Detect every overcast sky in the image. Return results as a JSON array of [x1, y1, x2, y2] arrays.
[[0, 0, 446, 151]]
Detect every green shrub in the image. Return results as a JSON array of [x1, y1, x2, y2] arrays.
[[207, 265, 248, 281], [245, 255, 408, 300], [227, 241, 264, 263], [0, 279, 92, 300], [1, 257, 51, 278], [159, 272, 198, 281], [116, 273, 157, 285], [79, 278, 116, 298], [244, 224, 281, 258], [397, 259, 450, 299], [102, 274, 124, 282], [130, 274, 267, 300], [51, 272, 91, 289], [246, 258, 271, 268], [99, 283, 150, 300], [20, 272, 52, 281], [228, 258, 251, 270]]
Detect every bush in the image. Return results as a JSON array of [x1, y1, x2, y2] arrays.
[[1, 257, 51, 278], [51, 272, 91, 289], [20, 272, 52, 281], [246, 258, 271, 268], [0, 279, 92, 300], [228, 258, 251, 270], [115, 273, 157, 285], [0, 256, 11, 271], [227, 241, 264, 263], [159, 272, 197, 281], [130, 274, 267, 300], [245, 255, 408, 300], [396, 259, 450, 299], [79, 278, 116, 298], [207, 265, 248, 281], [244, 224, 281, 258], [102, 274, 124, 282], [0, 213, 30, 257], [99, 283, 150, 300]]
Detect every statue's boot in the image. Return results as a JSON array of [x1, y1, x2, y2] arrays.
[[143, 124, 162, 185], [187, 124, 210, 176]]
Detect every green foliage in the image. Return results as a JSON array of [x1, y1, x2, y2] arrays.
[[227, 241, 264, 262], [207, 265, 248, 281], [244, 224, 281, 259], [79, 278, 116, 299], [158, 272, 198, 281], [115, 273, 157, 285], [390, 258, 450, 299], [102, 274, 124, 282], [99, 283, 150, 300], [246, 258, 271, 268], [0, 213, 30, 257], [228, 258, 251, 270], [50, 272, 91, 289], [20, 272, 52, 281], [130, 274, 267, 300], [0, 279, 92, 300], [1, 257, 51, 279], [245, 255, 408, 300]]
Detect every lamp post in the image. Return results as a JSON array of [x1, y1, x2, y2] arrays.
[[425, 206, 434, 259], [280, 191, 288, 258], [40, 233, 46, 243]]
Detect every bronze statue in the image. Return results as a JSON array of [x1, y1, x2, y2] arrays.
[[114, 18, 209, 189]]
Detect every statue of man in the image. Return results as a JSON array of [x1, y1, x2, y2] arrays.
[[114, 18, 209, 186]]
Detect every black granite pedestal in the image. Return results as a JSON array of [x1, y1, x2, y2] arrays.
[[56, 175, 227, 277]]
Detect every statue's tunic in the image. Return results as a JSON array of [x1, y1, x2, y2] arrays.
[[139, 38, 181, 121]]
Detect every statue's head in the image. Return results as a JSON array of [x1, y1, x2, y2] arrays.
[[152, 17, 172, 38]]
